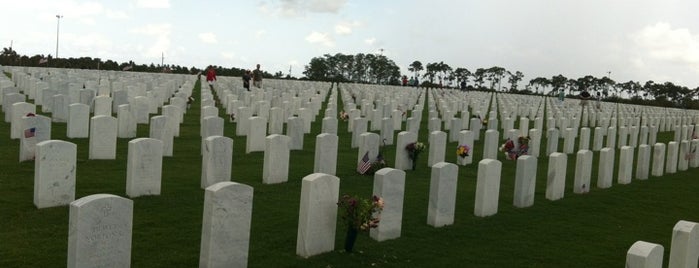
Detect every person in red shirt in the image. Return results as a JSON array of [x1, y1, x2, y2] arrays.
[[206, 65, 217, 90]]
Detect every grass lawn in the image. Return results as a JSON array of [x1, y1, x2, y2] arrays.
[[1, 78, 697, 267]]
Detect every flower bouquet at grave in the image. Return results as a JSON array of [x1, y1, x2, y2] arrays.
[[456, 144, 471, 158], [337, 194, 384, 252], [340, 110, 349, 121], [499, 136, 530, 160], [405, 141, 426, 170], [229, 112, 236, 121]]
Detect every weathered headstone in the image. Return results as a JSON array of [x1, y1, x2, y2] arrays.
[[67, 194, 133, 268], [68, 103, 90, 138], [427, 131, 447, 167], [34, 140, 76, 208], [201, 136, 233, 189], [149, 116, 173, 157], [321, 116, 337, 134], [573, 150, 592, 194], [427, 162, 458, 227], [287, 117, 304, 150], [395, 131, 417, 171], [117, 104, 136, 138], [126, 138, 163, 197], [370, 168, 405, 242], [246, 117, 267, 153], [296, 173, 340, 258], [262, 134, 291, 184], [89, 116, 117, 160], [199, 182, 254, 268], [314, 133, 338, 175]]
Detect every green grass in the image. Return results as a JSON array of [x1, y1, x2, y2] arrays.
[[1, 81, 697, 267]]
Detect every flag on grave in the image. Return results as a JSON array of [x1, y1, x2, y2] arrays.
[[38, 58, 48, 64], [24, 127, 36, 138], [357, 151, 372, 174]]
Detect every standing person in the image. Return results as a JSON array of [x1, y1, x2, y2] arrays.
[[460, 79, 467, 90], [557, 88, 565, 106], [206, 65, 216, 90], [409, 76, 415, 87], [579, 88, 591, 108], [242, 70, 251, 91], [414, 77, 419, 88], [252, 64, 263, 88], [402, 75, 408, 86]]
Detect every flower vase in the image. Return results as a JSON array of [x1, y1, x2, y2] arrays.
[[344, 227, 358, 252], [411, 156, 417, 170]]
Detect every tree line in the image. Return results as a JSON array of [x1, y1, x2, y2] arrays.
[[0, 47, 276, 78], [3, 46, 698, 109]]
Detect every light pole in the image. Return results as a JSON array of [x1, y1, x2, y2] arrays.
[[55, 14, 63, 59]]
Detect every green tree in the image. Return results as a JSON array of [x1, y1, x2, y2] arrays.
[[408, 61, 423, 80], [507, 70, 524, 92]]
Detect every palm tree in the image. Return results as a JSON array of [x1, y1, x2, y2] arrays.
[[408, 61, 423, 80]]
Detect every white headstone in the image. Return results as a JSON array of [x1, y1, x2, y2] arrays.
[[546, 152, 567, 201], [89, 115, 117, 160], [546, 128, 559, 155], [483, 129, 499, 160], [246, 117, 267, 153], [626, 241, 664, 268], [636, 144, 651, 180], [199, 182, 253, 268], [117, 104, 137, 138], [597, 148, 615, 188], [150, 115, 174, 157], [201, 136, 233, 189], [573, 150, 592, 194], [67, 194, 133, 268], [665, 141, 678, 174], [34, 140, 76, 208], [296, 173, 340, 258], [314, 133, 338, 175], [668, 220, 699, 268], [651, 143, 666, 177], [427, 162, 458, 227], [287, 117, 304, 150], [321, 116, 338, 134], [474, 159, 502, 217], [427, 131, 447, 166], [513, 155, 537, 208], [68, 103, 90, 138], [618, 146, 634, 184], [126, 138, 163, 197], [394, 131, 417, 171], [262, 134, 291, 184], [370, 168, 405, 242]]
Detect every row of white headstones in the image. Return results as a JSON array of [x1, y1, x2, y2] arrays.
[[3, 65, 699, 267]]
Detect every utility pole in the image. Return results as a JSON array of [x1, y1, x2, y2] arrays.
[[55, 15, 63, 58]]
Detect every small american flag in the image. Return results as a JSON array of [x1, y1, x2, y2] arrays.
[[122, 65, 133, 71], [357, 151, 372, 174], [38, 58, 48, 64], [24, 128, 36, 138]]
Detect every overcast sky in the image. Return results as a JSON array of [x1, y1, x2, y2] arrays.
[[2, 0, 699, 88]]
